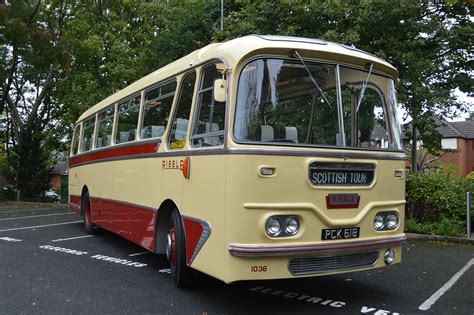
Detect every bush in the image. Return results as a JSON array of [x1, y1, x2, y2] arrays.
[[434, 217, 465, 237], [405, 218, 433, 234], [405, 165, 473, 237]]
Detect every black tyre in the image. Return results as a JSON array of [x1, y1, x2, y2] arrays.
[[81, 191, 95, 235], [166, 209, 192, 288]]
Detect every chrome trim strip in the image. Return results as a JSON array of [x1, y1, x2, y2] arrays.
[[70, 146, 405, 168], [226, 147, 405, 160], [182, 215, 212, 266], [228, 235, 406, 257]]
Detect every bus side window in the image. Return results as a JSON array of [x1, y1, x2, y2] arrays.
[[168, 71, 196, 150], [116, 95, 140, 144], [71, 124, 81, 155], [96, 105, 115, 148], [191, 62, 226, 147], [81, 117, 96, 152], [142, 80, 177, 139]]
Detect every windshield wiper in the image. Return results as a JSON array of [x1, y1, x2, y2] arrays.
[[289, 50, 332, 108], [355, 62, 373, 112]]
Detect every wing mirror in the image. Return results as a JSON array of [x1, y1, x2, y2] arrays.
[[213, 79, 226, 103]]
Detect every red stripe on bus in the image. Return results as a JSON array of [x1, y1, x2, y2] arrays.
[[89, 197, 157, 252], [68, 194, 207, 262], [183, 219, 204, 264], [69, 142, 159, 167], [69, 195, 81, 214]]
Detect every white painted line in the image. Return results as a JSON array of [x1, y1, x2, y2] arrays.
[[0, 212, 74, 221], [0, 221, 82, 232], [129, 251, 149, 257], [158, 268, 171, 274], [51, 235, 93, 242], [418, 258, 474, 311], [0, 236, 23, 242], [0, 207, 68, 215]]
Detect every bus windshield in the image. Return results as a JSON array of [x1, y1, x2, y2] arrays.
[[234, 58, 402, 150]]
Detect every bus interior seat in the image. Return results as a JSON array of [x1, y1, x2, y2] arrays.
[[205, 122, 220, 133], [285, 126, 298, 143], [130, 129, 137, 140], [151, 126, 165, 138], [175, 119, 188, 140], [119, 131, 129, 143], [260, 125, 274, 142]]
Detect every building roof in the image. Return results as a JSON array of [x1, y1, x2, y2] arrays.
[[450, 121, 474, 139], [52, 162, 69, 175], [404, 115, 474, 140], [77, 35, 398, 122]]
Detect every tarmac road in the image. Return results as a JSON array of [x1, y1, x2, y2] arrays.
[[0, 205, 472, 314]]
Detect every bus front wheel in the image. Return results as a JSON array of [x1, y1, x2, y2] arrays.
[[82, 192, 95, 235], [167, 210, 192, 288]]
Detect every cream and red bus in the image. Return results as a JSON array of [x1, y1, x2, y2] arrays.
[[69, 35, 406, 287]]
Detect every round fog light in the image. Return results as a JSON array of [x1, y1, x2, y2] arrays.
[[386, 214, 399, 230], [284, 217, 300, 236], [266, 217, 281, 237], [384, 249, 395, 265], [374, 214, 385, 230]]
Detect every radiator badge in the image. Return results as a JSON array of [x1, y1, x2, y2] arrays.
[[326, 193, 360, 209]]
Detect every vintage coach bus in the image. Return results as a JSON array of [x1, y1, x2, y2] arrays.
[[69, 35, 406, 287]]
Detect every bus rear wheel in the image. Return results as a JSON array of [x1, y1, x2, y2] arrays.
[[82, 192, 95, 235], [166, 210, 192, 288]]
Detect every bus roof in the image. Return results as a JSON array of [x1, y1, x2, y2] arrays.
[[77, 35, 398, 122]]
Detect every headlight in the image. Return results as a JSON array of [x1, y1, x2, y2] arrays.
[[374, 214, 385, 230], [374, 212, 399, 231], [266, 217, 281, 237], [284, 217, 299, 235], [266, 216, 300, 237], [386, 214, 399, 230], [384, 249, 395, 265]]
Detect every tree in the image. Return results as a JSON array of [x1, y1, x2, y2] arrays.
[[0, 0, 71, 199], [54, 0, 221, 137]]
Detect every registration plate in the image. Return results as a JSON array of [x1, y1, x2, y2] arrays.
[[321, 227, 360, 241]]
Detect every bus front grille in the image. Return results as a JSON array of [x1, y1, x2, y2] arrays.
[[288, 251, 379, 276]]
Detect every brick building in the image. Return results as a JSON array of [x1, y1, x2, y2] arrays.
[[405, 117, 474, 176], [435, 119, 474, 176]]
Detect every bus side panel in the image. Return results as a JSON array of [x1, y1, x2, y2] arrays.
[[180, 154, 227, 281], [68, 162, 112, 227], [110, 158, 163, 250], [70, 157, 163, 251]]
